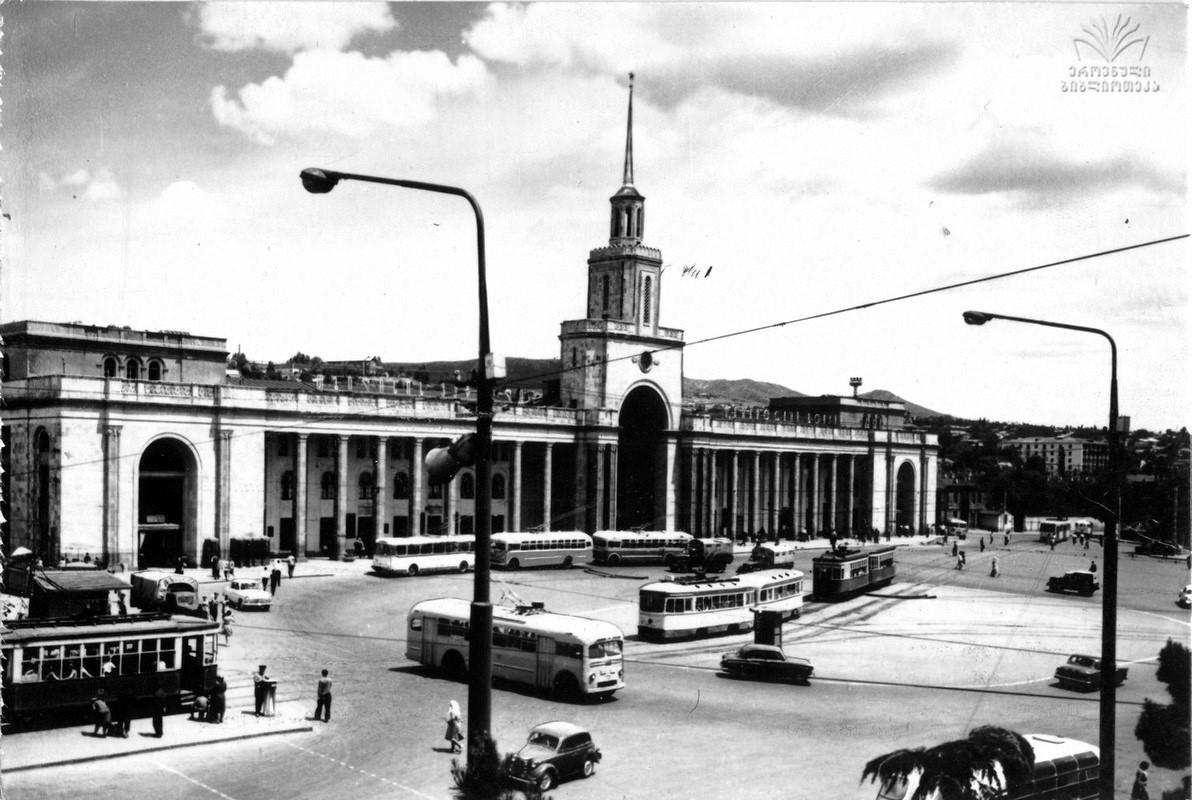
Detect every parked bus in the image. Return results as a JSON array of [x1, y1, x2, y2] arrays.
[[872, 733, 1098, 800], [1, 613, 221, 725], [638, 568, 805, 640], [372, 535, 476, 576], [946, 518, 969, 539], [406, 597, 624, 699], [738, 542, 798, 573], [812, 546, 896, 601], [129, 571, 201, 613], [490, 532, 593, 570], [668, 537, 736, 574], [1039, 519, 1072, 543], [592, 530, 693, 567]]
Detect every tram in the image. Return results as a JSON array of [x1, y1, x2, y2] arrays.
[[811, 545, 896, 601], [1, 613, 221, 725], [638, 568, 805, 640]]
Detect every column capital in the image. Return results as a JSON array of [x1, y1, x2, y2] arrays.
[[105, 424, 123, 437]]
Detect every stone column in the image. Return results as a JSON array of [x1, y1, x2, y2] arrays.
[[375, 436, 388, 537], [594, 441, 606, 530], [411, 438, 424, 536], [919, 450, 929, 535], [446, 460, 457, 535], [707, 450, 718, 536], [792, 453, 803, 535], [542, 443, 554, 532], [663, 437, 678, 530], [810, 455, 821, 534], [575, 441, 590, 532], [730, 450, 740, 537], [336, 435, 349, 558], [769, 452, 779, 535], [216, 430, 233, 554], [103, 425, 122, 564], [295, 433, 308, 558], [608, 444, 619, 530], [829, 454, 839, 535], [687, 448, 698, 535], [511, 441, 523, 532], [885, 451, 896, 535], [751, 450, 761, 535], [846, 454, 856, 537]]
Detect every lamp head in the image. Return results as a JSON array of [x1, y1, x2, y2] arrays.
[[963, 310, 994, 326], [300, 168, 340, 194]]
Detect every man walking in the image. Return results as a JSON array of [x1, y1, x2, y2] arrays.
[[286, 553, 296, 578], [151, 685, 167, 737], [254, 664, 272, 716], [270, 563, 282, 595], [315, 669, 332, 722]]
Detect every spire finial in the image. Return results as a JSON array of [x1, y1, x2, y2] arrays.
[[622, 72, 635, 187]]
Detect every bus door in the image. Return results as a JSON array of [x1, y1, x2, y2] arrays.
[[536, 636, 556, 688], [420, 616, 437, 665]]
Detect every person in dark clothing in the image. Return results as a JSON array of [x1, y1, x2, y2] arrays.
[[91, 692, 111, 737], [952, 541, 959, 558], [209, 673, 227, 723], [270, 565, 282, 595], [1089, 560, 1097, 573], [1131, 760, 1150, 800], [114, 691, 135, 738], [315, 669, 333, 722], [151, 687, 167, 737]]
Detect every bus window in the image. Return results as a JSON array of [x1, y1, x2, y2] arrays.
[[588, 639, 623, 658]]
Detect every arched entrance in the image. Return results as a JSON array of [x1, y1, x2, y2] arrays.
[[616, 386, 669, 529], [138, 438, 198, 568], [895, 461, 917, 535]]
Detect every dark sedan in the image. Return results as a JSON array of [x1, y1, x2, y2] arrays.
[[719, 643, 813, 684]]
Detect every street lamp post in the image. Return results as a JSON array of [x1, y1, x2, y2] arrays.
[[963, 310, 1120, 800], [300, 168, 494, 761]]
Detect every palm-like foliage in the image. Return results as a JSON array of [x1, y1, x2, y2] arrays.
[[861, 726, 1035, 800]]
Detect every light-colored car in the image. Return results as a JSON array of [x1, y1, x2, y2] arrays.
[[223, 578, 272, 611], [1179, 585, 1192, 608]]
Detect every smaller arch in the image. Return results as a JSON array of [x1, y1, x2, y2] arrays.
[[147, 360, 163, 381], [460, 471, 476, 500], [103, 357, 119, 378], [125, 358, 142, 381], [491, 473, 507, 500]]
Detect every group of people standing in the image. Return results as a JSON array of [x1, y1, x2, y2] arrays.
[[90, 685, 168, 739]]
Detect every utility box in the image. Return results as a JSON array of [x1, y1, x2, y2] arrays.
[[753, 609, 785, 647]]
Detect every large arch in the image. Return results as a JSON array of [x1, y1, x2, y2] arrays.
[[895, 461, 917, 535], [137, 437, 199, 568], [616, 385, 669, 529]]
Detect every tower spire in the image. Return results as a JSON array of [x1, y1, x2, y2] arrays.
[[622, 72, 634, 187]]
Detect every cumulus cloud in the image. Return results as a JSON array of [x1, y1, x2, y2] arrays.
[[212, 49, 490, 144], [193, 2, 397, 54], [38, 168, 123, 201], [929, 143, 1184, 203]]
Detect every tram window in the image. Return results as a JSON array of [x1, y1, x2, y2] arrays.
[[204, 635, 218, 665], [641, 594, 665, 613], [22, 650, 41, 681], [82, 643, 101, 677]]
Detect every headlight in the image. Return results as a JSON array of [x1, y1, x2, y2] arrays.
[[589, 674, 596, 684]]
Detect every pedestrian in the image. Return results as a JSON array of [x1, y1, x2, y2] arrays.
[[955, 556, 964, 570], [960, 550, 966, 566], [190, 693, 210, 721], [211, 554, 220, 580], [990, 557, 1000, 578], [221, 613, 234, 646], [253, 664, 272, 716], [1089, 560, 1097, 573], [117, 593, 128, 616], [445, 700, 464, 753], [210, 673, 226, 723], [91, 691, 111, 737], [1004, 531, 1010, 547], [980, 539, 986, 553], [114, 690, 134, 738], [1049, 535, 1056, 551], [1084, 536, 1090, 550], [829, 532, 838, 550], [208, 595, 219, 622], [315, 668, 332, 722], [270, 564, 282, 595], [952, 541, 958, 558], [175, 556, 186, 575], [286, 552, 296, 578], [1131, 760, 1150, 800], [151, 685, 166, 737], [260, 567, 269, 593]]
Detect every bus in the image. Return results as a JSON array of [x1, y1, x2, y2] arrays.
[[373, 535, 476, 576], [1, 613, 221, 725], [1039, 519, 1072, 543], [812, 545, 896, 601], [638, 568, 805, 640], [491, 532, 593, 570], [592, 530, 693, 567], [872, 733, 1098, 800], [738, 542, 798, 573], [129, 571, 201, 613], [669, 537, 736, 574], [406, 598, 625, 699], [946, 518, 969, 539]]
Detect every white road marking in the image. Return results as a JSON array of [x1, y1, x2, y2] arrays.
[[153, 761, 240, 800], [284, 741, 439, 799]]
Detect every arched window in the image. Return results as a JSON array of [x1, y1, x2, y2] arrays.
[[147, 360, 163, 381], [125, 358, 141, 381], [642, 276, 652, 325], [491, 473, 506, 500], [358, 471, 375, 500], [281, 471, 294, 501], [320, 472, 336, 500], [103, 357, 119, 378], [392, 471, 410, 500], [460, 471, 475, 499]]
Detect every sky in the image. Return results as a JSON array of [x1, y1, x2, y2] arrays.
[[1, 2, 1187, 431]]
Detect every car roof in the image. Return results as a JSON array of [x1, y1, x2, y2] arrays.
[[530, 721, 587, 738], [740, 643, 783, 653]]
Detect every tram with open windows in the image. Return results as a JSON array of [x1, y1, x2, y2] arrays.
[[638, 568, 805, 640], [811, 545, 896, 601], [1, 613, 221, 725]]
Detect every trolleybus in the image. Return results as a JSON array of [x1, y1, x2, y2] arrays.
[[668, 537, 735, 574], [811, 545, 896, 601], [372, 535, 476, 576], [490, 532, 593, 570], [1038, 519, 1072, 543], [406, 598, 624, 699], [638, 568, 805, 640], [738, 542, 798, 573], [592, 530, 693, 566], [1, 613, 221, 725]]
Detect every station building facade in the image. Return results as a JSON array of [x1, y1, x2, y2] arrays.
[[0, 89, 937, 569]]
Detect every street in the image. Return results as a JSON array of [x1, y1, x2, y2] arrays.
[[6, 537, 1188, 800]]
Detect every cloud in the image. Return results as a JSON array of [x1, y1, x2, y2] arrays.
[[192, 2, 397, 54], [211, 49, 490, 144], [929, 143, 1184, 202], [38, 168, 123, 201]]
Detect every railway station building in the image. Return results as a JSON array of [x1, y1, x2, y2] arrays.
[[1, 88, 937, 569]]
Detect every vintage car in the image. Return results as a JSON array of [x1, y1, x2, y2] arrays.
[[1046, 570, 1100, 597], [222, 578, 272, 611], [1055, 653, 1128, 691], [503, 721, 601, 791], [1179, 585, 1192, 609], [719, 643, 814, 684], [1135, 540, 1184, 558]]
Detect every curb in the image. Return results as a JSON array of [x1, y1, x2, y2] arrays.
[[4, 723, 316, 773]]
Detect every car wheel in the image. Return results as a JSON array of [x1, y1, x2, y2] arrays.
[[458, 561, 469, 573], [508, 558, 520, 570], [607, 554, 621, 566], [536, 770, 556, 791], [552, 671, 580, 699], [408, 564, 419, 577], [664, 553, 676, 567], [441, 651, 467, 681], [582, 757, 596, 778], [562, 556, 573, 568]]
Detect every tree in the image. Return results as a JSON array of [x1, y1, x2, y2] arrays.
[[1135, 639, 1191, 770], [861, 726, 1035, 800]]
